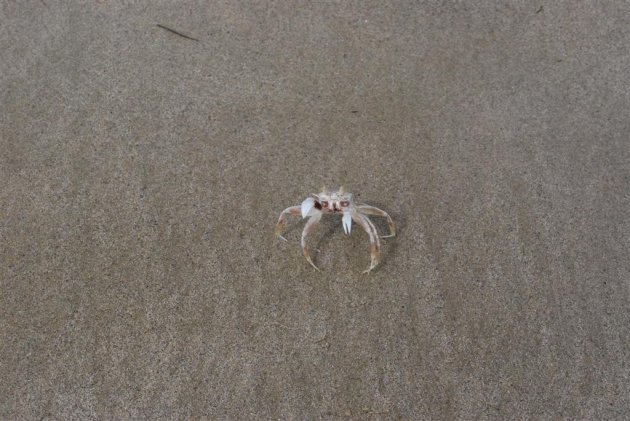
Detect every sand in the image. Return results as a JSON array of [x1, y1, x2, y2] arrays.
[[2, 2, 629, 418]]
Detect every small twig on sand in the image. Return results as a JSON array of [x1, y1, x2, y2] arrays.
[[156, 24, 199, 41]]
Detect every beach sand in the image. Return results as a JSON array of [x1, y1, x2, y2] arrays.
[[2, 2, 629, 418]]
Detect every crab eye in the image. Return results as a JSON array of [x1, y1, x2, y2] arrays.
[[340, 201, 349, 207], [322, 201, 329, 208]]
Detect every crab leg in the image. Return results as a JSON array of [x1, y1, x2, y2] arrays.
[[274, 205, 301, 241], [351, 211, 381, 273], [362, 215, 382, 273], [357, 204, 396, 238], [301, 212, 322, 271]]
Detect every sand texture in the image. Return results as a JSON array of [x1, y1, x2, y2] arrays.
[[2, 2, 629, 418]]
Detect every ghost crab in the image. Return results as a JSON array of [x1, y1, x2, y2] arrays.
[[275, 186, 396, 273]]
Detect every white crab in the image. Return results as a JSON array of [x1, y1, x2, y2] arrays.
[[275, 186, 396, 273]]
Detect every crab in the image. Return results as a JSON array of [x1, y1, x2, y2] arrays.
[[274, 186, 396, 273]]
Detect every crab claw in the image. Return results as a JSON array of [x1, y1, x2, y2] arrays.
[[301, 197, 315, 218], [342, 213, 352, 235]]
